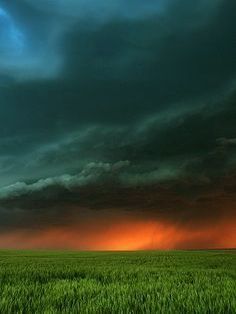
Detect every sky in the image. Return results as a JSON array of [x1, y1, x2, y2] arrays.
[[0, 0, 235, 250]]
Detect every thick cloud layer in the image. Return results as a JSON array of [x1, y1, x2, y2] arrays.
[[0, 0, 235, 249]]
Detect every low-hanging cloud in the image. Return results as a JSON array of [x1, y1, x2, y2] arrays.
[[0, 161, 130, 200]]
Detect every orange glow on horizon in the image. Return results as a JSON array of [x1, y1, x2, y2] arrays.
[[0, 217, 235, 250]]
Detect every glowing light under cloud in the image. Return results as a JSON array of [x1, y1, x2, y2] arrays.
[[0, 217, 235, 250]]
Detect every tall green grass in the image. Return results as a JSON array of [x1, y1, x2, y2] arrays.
[[0, 250, 235, 313]]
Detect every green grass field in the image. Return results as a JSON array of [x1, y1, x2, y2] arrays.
[[0, 250, 235, 313]]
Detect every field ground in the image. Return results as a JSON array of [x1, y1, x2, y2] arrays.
[[0, 250, 235, 313]]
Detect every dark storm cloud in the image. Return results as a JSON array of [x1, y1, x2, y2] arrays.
[[0, 0, 236, 236], [1, 90, 236, 230], [0, 166, 236, 232]]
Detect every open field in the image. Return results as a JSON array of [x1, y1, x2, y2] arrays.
[[0, 250, 235, 313]]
